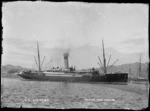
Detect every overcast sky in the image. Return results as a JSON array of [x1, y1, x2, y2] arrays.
[[2, 2, 149, 69]]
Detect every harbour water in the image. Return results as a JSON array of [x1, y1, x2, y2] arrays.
[[1, 77, 149, 109]]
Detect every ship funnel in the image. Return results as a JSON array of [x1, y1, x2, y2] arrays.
[[64, 53, 69, 69]]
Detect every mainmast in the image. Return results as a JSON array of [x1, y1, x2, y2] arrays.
[[102, 39, 107, 74], [97, 39, 118, 74], [37, 41, 41, 72]]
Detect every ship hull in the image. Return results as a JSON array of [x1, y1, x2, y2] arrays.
[[18, 73, 128, 84]]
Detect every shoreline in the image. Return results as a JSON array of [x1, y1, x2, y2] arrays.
[[1, 75, 20, 79]]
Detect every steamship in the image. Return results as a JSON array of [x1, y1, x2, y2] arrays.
[[17, 41, 128, 84]]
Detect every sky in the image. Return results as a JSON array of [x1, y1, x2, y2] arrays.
[[2, 2, 149, 70]]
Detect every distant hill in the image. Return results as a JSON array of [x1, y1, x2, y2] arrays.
[[1, 64, 33, 77], [107, 62, 149, 78], [1, 62, 149, 79]]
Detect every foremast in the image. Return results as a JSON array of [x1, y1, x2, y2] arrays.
[[34, 41, 42, 72]]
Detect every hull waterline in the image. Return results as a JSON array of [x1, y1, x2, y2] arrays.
[[17, 72, 128, 84]]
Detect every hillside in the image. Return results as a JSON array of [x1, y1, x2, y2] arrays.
[[1, 62, 149, 79], [81, 62, 149, 79], [1, 64, 32, 77]]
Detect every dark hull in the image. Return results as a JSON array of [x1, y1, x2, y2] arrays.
[[18, 73, 128, 84]]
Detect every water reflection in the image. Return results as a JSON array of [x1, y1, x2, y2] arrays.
[[1, 78, 148, 109]]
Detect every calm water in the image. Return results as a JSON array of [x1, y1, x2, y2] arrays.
[[1, 78, 149, 109]]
